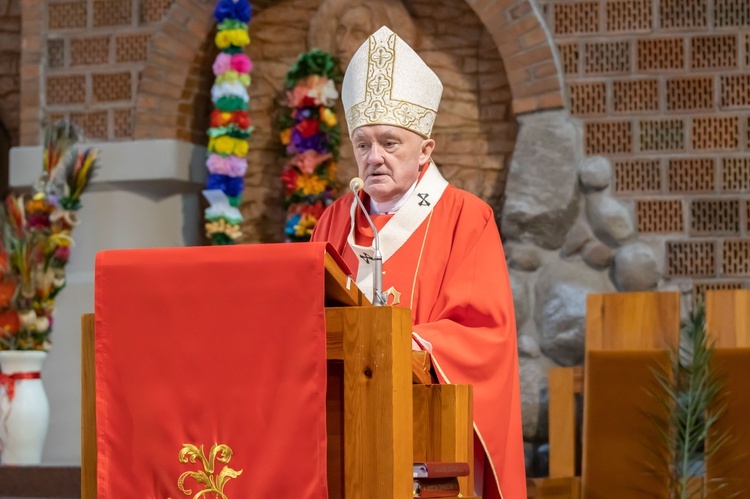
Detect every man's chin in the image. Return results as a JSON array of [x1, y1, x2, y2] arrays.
[[367, 191, 400, 204], [364, 183, 393, 199]]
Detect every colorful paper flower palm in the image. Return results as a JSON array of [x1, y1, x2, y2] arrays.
[[278, 50, 341, 242], [203, 0, 253, 245], [0, 121, 98, 351]]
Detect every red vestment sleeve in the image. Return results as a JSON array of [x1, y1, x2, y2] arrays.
[[413, 209, 526, 499]]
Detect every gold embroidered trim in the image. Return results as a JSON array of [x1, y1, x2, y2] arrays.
[[346, 33, 437, 138], [410, 210, 433, 311]]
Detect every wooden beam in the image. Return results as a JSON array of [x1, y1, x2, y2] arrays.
[[548, 367, 577, 479], [585, 292, 680, 351], [705, 289, 750, 347], [81, 314, 96, 499]]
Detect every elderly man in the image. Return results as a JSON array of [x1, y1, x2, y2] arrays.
[[311, 27, 526, 499]]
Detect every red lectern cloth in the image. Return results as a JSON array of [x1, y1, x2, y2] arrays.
[[94, 243, 329, 498]]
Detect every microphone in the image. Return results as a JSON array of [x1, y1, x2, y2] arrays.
[[349, 177, 364, 193], [350, 177, 385, 306]]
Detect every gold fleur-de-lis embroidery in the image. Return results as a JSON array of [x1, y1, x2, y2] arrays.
[[174, 443, 243, 499]]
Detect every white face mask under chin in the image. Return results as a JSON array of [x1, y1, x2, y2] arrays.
[[369, 179, 418, 215]]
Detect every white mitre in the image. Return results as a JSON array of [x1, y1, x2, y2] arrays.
[[341, 26, 443, 138]]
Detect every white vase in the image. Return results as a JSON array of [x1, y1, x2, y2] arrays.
[[0, 350, 50, 465]]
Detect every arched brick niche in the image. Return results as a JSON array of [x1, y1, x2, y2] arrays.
[[462, 0, 565, 114], [23, 0, 566, 241], [0, 0, 20, 146], [128, 0, 565, 241], [133, 0, 218, 143], [235, 0, 564, 241], [0, 0, 19, 196]]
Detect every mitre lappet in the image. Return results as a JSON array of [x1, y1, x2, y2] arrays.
[[341, 26, 443, 138]]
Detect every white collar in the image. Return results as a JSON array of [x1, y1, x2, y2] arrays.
[[369, 180, 418, 214]]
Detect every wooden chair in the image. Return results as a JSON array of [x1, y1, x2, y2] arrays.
[[705, 289, 750, 348], [547, 292, 681, 498], [82, 252, 476, 498], [704, 289, 750, 497]]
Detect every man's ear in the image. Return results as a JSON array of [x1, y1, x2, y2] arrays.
[[419, 139, 436, 165]]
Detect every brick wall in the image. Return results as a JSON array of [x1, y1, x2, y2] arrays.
[[538, 0, 750, 297], [42, 0, 162, 141], [38, 0, 212, 144]]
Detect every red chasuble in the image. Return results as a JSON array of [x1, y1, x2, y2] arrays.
[[312, 164, 526, 499], [94, 244, 328, 498]]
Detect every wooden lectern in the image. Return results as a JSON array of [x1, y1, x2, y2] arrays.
[[82, 250, 477, 498]]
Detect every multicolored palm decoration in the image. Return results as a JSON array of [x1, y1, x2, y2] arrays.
[[203, 0, 253, 245], [0, 121, 98, 350], [278, 50, 341, 242]]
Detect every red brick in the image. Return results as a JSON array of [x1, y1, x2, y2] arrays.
[[504, 14, 541, 38], [136, 94, 160, 110], [151, 34, 196, 62], [506, 45, 555, 70], [22, 35, 42, 52], [494, 35, 523, 58], [139, 78, 183, 99], [507, 1, 532, 21], [520, 28, 549, 49], [518, 77, 562, 99], [185, 18, 211, 39], [538, 92, 565, 109], [512, 96, 538, 115], [533, 61, 559, 79], [20, 64, 40, 78], [168, 3, 190, 25], [507, 67, 532, 86], [480, 0, 507, 21]]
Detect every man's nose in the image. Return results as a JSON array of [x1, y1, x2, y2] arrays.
[[367, 143, 384, 164]]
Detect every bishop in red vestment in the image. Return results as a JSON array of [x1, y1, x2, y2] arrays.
[[311, 26, 526, 499]]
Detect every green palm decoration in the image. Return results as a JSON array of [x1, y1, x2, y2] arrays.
[[653, 304, 731, 498]]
